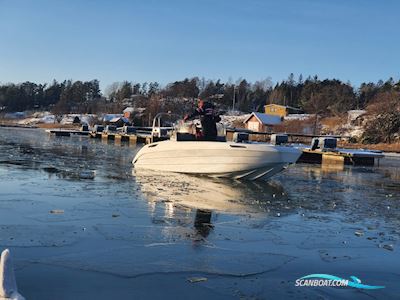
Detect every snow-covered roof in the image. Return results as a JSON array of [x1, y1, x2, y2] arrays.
[[123, 107, 135, 113], [4, 112, 26, 119], [110, 116, 129, 123], [103, 114, 123, 122], [243, 112, 282, 125]]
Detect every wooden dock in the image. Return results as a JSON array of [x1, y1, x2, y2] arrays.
[[298, 148, 384, 166], [90, 132, 140, 144], [0, 123, 38, 129], [92, 131, 170, 144], [47, 128, 169, 145], [46, 129, 90, 137]]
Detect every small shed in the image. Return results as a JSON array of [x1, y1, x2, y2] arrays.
[[243, 112, 282, 132], [264, 104, 302, 118]]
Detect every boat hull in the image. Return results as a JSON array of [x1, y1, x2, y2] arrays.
[[132, 141, 301, 180]]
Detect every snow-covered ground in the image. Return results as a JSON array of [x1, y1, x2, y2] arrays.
[[340, 125, 365, 139], [220, 114, 249, 127], [12, 112, 96, 126], [284, 114, 313, 121]]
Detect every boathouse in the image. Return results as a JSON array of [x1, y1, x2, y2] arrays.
[[243, 112, 282, 132]]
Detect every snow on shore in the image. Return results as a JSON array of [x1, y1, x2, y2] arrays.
[[13, 112, 96, 126], [284, 114, 313, 121], [220, 114, 249, 127]]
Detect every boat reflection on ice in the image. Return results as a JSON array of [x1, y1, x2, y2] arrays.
[[134, 169, 287, 215], [193, 209, 213, 238], [134, 169, 288, 242]]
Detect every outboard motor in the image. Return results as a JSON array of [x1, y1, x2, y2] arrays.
[[152, 127, 168, 138], [270, 134, 288, 145], [233, 132, 249, 143], [93, 125, 104, 133], [122, 126, 136, 134], [104, 125, 117, 133], [171, 121, 196, 141], [321, 137, 337, 149], [310, 137, 337, 151], [311, 138, 319, 150]]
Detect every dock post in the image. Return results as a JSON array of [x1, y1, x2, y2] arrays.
[[322, 153, 345, 167], [129, 135, 137, 146], [115, 134, 122, 145]]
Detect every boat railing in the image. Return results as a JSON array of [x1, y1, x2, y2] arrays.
[[151, 112, 181, 141]]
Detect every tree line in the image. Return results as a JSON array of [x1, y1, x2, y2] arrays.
[[0, 79, 101, 114], [0, 75, 399, 117]]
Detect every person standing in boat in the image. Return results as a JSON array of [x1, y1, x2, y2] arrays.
[[184, 99, 220, 141]]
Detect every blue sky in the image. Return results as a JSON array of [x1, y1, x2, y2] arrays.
[[0, 0, 399, 90]]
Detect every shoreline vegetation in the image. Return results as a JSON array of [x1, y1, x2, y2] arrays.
[[0, 74, 399, 149]]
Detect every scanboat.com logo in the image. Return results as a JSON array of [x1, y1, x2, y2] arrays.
[[295, 274, 385, 290]]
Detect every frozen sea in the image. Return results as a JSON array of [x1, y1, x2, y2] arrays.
[[0, 127, 399, 299]]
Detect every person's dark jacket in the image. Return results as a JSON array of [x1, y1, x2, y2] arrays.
[[187, 102, 220, 140]]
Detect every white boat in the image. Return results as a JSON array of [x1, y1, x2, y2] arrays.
[[132, 139, 301, 180]]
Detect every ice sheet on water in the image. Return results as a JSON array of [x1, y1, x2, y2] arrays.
[[0, 225, 84, 247], [33, 244, 295, 277]]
